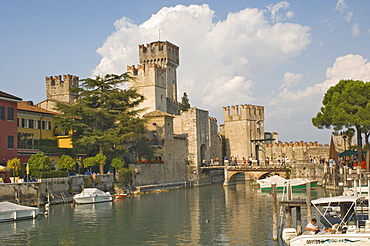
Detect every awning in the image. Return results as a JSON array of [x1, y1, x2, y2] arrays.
[[337, 150, 366, 157], [311, 195, 358, 205]]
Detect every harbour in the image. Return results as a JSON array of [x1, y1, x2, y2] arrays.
[[0, 182, 329, 246]]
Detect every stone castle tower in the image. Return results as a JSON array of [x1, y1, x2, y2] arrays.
[[127, 41, 180, 115], [46, 74, 79, 103], [37, 74, 79, 112], [220, 104, 265, 162]]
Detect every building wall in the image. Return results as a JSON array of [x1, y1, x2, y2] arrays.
[[139, 41, 179, 101], [128, 64, 168, 115], [0, 99, 19, 164], [46, 75, 78, 103], [222, 104, 265, 163], [129, 138, 187, 186], [127, 41, 180, 116], [17, 111, 54, 140], [209, 117, 220, 161], [173, 108, 219, 170], [265, 140, 329, 163]]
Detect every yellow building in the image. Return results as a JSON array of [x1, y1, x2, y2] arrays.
[[17, 101, 57, 148]]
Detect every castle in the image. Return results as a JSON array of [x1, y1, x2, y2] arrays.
[[36, 74, 79, 112], [38, 40, 336, 186]]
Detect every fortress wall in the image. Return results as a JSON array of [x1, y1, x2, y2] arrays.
[[265, 142, 329, 162], [129, 138, 187, 186]]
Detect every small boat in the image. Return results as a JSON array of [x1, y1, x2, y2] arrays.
[[73, 188, 113, 204], [257, 175, 317, 191], [114, 193, 128, 199], [283, 196, 370, 246], [0, 201, 39, 222]]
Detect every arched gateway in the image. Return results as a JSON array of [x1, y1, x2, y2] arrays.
[[222, 166, 288, 186]]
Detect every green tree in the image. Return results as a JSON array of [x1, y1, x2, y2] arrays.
[[111, 157, 125, 173], [6, 158, 21, 177], [57, 155, 75, 171], [83, 157, 95, 171], [82, 153, 107, 174], [312, 79, 370, 168], [117, 168, 134, 190], [28, 152, 52, 174], [55, 73, 147, 166], [180, 92, 191, 111], [95, 153, 107, 174], [129, 137, 154, 162]]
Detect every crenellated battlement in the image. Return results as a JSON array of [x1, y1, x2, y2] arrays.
[[223, 104, 264, 122], [45, 74, 78, 103], [139, 41, 179, 67], [265, 141, 328, 148], [127, 64, 166, 77], [46, 74, 79, 87]]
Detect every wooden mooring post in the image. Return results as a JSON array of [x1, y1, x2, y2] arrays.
[[272, 183, 278, 240], [306, 181, 311, 223], [277, 182, 312, 238], [296, 206, 302, 235]]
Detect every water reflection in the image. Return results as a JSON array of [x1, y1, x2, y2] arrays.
[[0, 183, 330, 245]]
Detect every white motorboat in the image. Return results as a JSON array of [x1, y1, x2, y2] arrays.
[[0, 201, 39, 222], [73, 188, 113, 204], [257, 175, 317, 191], [283, 196, 370, 245]]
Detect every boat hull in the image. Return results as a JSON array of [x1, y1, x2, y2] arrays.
[[261, 181, 317, 192], [73, 188, 113, 204], [0, 202, 39, 222], [289, 234, 370, 246], [73, 196, 112, 204]]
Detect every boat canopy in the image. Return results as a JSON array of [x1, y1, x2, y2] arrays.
[[0, 201, 38, 212], [311, 196, 358, 205]]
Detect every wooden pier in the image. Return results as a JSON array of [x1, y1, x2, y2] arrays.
[[271, 182, 312, 240]]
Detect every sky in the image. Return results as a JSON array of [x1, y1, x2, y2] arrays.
[[1, 0, 370, 144]]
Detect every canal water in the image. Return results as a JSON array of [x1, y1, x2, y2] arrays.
[[0, 182, 330, 245]]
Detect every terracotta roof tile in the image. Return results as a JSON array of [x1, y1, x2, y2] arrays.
[[17, 101, 58, 115]]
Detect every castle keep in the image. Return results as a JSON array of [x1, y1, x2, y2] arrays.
[[127, 41, 180, 116]]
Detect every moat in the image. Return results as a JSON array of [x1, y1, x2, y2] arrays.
[[0, 182, 334, 246]]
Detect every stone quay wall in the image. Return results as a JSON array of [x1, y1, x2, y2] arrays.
[[0, 174, 113, 206]]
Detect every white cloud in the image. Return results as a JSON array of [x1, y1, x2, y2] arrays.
[[203, 76, 255, 107], [267, 1, 294, 23], [351, 23, 360, 36], [93, 4, 311, 114], [335, 0, 353, 22], [266, 54, 370, 123], [281, 72, 302, 89]]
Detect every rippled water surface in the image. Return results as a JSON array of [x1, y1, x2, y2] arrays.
[[0, 183, 322, 245]]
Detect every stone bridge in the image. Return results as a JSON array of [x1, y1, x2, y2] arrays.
[[200, 165, 289, 186]]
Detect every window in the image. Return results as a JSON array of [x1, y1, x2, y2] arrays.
[[7, 107, 14, 121], [34, 120, 39, 129], [17, 118, 20, 127], [42, 120, 50, 130], [0, 106, 4, 120], [22, 118, 29, 128], [8, 135, 14, 149], [29, 119, 34, 129]]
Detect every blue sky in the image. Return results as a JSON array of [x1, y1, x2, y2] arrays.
[[1, 0, 370, 144]]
